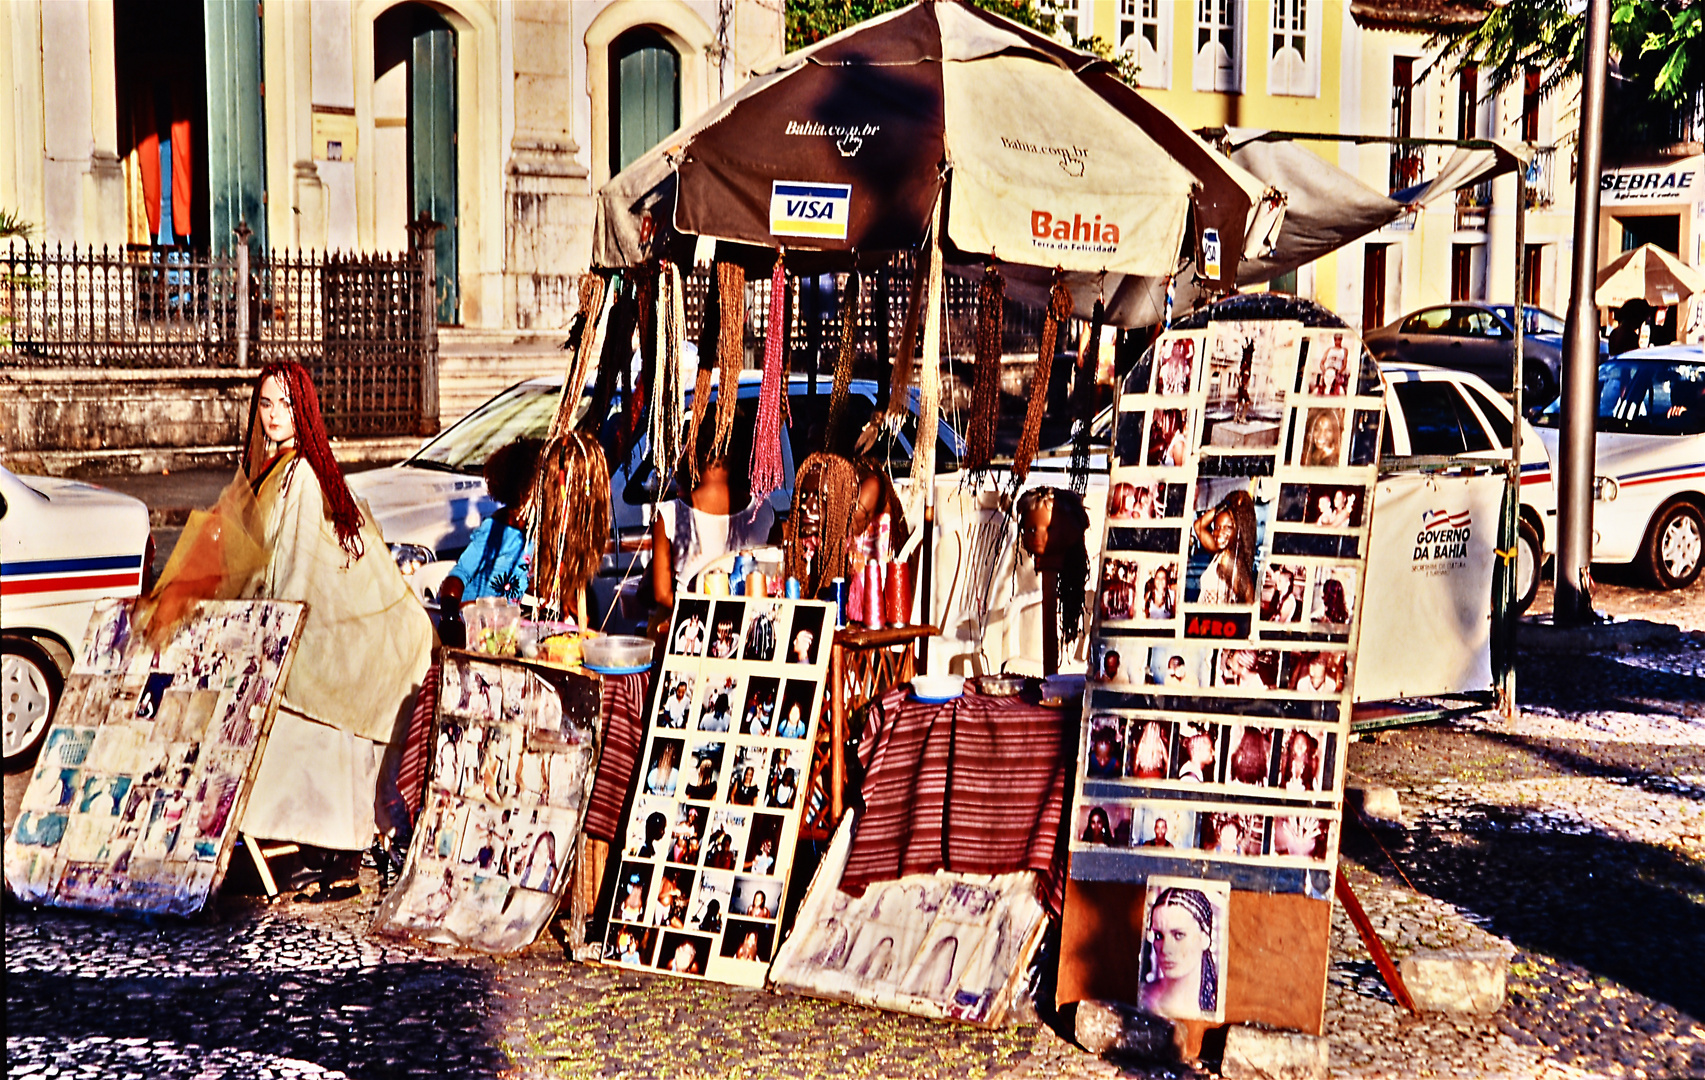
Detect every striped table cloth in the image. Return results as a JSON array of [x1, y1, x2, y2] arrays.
[[840, 687, 1074, 917], [582, 670, 654, 843]]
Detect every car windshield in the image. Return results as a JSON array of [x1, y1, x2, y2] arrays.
[[1538, 358, 1705, 435], [1490, 305, 1566, 336], [406, 383, 566, 473]]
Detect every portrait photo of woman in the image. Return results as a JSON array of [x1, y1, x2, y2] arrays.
[[787, 606, 826, 665], [1289, 651, 1347, 694], [1297, 408, 1344, 467], [1190, 488, 1259, 606], [1138, 882, 1226, 1022], [1278, 728, 1323, 791], [1311, 571, 1355, 626], [1127, 720, 1172, 780], [1148, 409, 1190, 467]]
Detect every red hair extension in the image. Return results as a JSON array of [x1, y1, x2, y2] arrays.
[[245, 361, 366, 559], [751, 254, 789, 498], [965, 262, 1004, 473], [1013, 272, 1074, 482]]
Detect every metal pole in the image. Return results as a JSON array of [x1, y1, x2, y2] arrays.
[[1555, 0, 1612, 625], [1497, 161, 1527, 719]]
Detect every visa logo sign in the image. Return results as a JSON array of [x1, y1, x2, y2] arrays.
[[770, 181, 851, 240]]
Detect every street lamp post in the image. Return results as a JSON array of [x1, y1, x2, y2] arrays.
[[1555, 0, 1612, 624]]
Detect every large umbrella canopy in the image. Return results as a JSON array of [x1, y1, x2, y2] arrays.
[[1595, 243, 1705, 308], [593, 0, 1269, 301]]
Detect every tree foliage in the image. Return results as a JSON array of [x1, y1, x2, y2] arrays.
[[1429, 0, 1705, 108], [786, 0, 1053, 52]]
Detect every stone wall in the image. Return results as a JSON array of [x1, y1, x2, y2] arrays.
[[0, 368, 418, 477]]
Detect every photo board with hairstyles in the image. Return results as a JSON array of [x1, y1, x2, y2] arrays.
[[1065, 321, 1385, 1044], [770, 811, 1050, 1027], [4, 598, 305, 917], [600, 595, 834, 988], [372, 651, 601, 953]]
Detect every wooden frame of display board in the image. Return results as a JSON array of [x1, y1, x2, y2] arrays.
[[4, 599, 306, 917], [598, 594, 835, 986], [1058, 320, 1386, 1054], [371, 650, 602, 953]]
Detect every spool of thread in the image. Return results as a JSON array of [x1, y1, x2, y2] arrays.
[[785, 576, 802, 599], [830, 576, 848, 629], [863, 560, 884, 630], [847, 559, 866, 625], [703, 569, 731, 597], [746, 570, 767, 599], [733, 553, 755, 595], [885, 559, 912, 628]]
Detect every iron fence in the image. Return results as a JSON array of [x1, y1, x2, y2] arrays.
[[1, 242, 435, 436]]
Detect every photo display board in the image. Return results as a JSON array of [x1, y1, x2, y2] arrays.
[[1072, 322, 1382, 903], [600, 595, 833, 987], [4, 599, 305, 916], [771, 811, 1049, 1027], [372, 651, 600, 953]]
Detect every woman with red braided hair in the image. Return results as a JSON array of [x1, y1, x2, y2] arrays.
[[235, 362, 433, 894]]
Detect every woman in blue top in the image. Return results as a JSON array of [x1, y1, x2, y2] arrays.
[[441, 437, 542, 617]]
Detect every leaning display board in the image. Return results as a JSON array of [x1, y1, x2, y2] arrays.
[[600, 595, 833, 987], [4, 599, 305, 916], [1061, 322, 1385, 1042], [372, 651, 600, 953], [771, 811, 1049, 1027]]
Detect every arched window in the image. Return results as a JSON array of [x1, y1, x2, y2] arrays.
[[611, 29, 680, 177]]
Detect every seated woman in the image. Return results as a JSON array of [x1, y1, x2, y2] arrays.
[[651, 417, 772, 617], [235, 363, 433, 894], [438, 437, 543, 629]]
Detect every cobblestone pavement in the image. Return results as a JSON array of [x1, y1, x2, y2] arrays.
[[7, 585, 1705, 1078]]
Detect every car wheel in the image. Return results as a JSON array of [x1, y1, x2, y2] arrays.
[[1643, 502, 1705, 590], [1513, 518, 1542, 615], [3, 637, 62, 764]]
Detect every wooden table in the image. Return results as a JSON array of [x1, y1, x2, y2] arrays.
[[800, 624, 939, 840]]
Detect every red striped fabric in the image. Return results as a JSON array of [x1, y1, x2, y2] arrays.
[[396, 660, 440, 818], [584, 670, 654, 843], [840, 687, 1073, 917]]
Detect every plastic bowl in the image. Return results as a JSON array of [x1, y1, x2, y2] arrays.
[[911, 674, 965, 702], [582, 635, 655, 672]]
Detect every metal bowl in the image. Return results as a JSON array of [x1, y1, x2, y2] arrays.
[[972, 674, 1028, 697]]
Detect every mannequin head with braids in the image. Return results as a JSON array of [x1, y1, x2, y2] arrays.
[[785, 452, 861, 598], [243, 361, 366, 559], [1015, 486, 1090, 645]]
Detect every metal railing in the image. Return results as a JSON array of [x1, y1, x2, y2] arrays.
[[1388, 145, 1425, 195], [0, 240, 436, 436]]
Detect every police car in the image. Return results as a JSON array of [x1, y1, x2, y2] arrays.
[[1534, 345, 1705, 589], [0, 466, 152, 762]]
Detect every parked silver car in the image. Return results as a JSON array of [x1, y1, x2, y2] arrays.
[[1363, 302, 1577, 411]]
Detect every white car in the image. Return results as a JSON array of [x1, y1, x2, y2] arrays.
[[0, 466, 152, 761], [1533, 345, 1705, 589], [1379, 360, 1559, 611], [346, 373, 964, 624]]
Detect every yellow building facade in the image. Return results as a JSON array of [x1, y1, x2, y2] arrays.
[[1050, 0, 1579, 329]]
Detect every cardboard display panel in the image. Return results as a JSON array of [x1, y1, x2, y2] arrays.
[[770, 811, 1049, 1027], [600, 596, 833, 987], [372, 652, 600, 953], [1063, 322, 1385, 1032], [4, 599, 305, 916]]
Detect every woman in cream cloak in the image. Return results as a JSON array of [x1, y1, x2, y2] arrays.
[[153, 361, 432, 853]]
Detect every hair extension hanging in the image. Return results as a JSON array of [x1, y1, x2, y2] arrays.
[[713, 261, 745, 457], [527, 432, 612, 620], [683, 267, 721, 488], [822, 270, 862, 455], [1069, 297, 1106, 492], [580, 272, 630, 441], [1012, 271, 1075, 483], [965, 261, 1005, 474], [751, 254, 789, 498]]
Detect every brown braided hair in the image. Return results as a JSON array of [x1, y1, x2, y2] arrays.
[[965, 262, 1004, 473], [823, 271, 862, 455], [1013, 272, 1075, 481], [529, 431, 613, 617], [714, 261, 745, 457], [783, 452, 860, 599], [244, 361, 365, 559]]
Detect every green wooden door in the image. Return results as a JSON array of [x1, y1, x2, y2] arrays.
[[612, 31, 679, 176], [412, 23, 458, 324], [204, 0, 266, 254]]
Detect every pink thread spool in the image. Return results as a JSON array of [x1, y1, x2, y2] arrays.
[[863, 559, 885, 630]]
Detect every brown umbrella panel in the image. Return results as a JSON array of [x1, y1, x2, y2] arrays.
[[592, 0, 1266, 303]]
